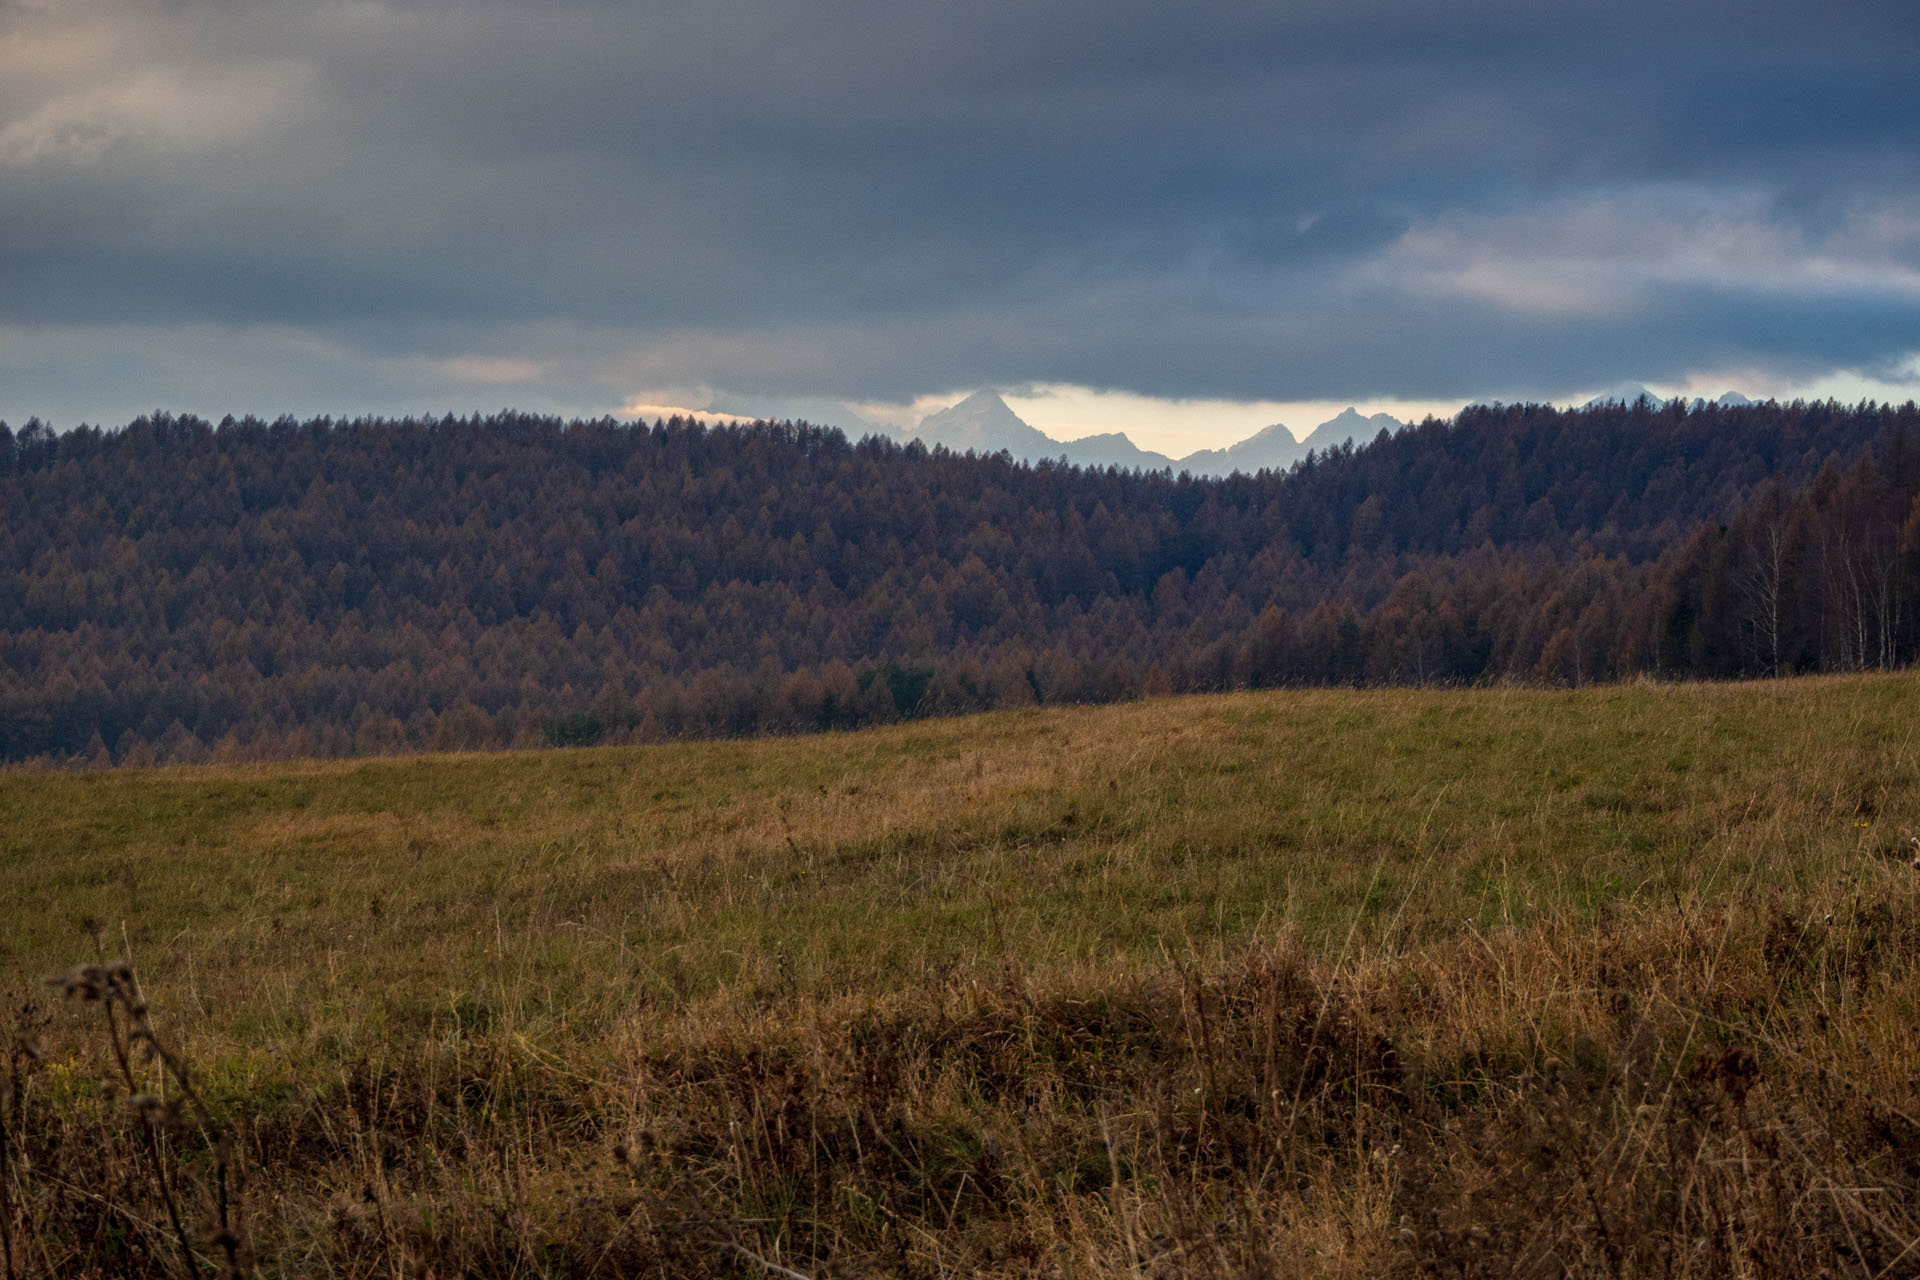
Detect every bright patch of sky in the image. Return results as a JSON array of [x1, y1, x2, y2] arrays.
[[626, 366, 1920, 456], [998, 387, 1461, 453]]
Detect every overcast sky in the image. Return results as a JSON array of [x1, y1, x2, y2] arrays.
[[3, 0, 1918, 451]]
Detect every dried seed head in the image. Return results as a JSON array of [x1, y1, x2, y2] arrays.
[[50, 965, 108, 1001]]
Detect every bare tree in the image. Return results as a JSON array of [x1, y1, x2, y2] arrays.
[[1734, 518, 1787, 677]]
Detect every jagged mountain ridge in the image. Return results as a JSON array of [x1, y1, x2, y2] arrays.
[[1580, 386, 1755, 412], [1296, 407, 1403, 454], [727, 386, 1758, 475], [906, 391, 1402, 476], [909, 390, 1065, 458]]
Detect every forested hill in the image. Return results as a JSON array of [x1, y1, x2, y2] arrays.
[[2, 398, 1916, 765]]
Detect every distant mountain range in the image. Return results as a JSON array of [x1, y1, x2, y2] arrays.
[[1579, 384, 1756, 412], [709, 385, 1763, 476], [1175, 408, 1403, 476], [900, 391, 1403, 476]]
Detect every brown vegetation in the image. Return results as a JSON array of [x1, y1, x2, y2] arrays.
[[7, 399, 1919, 765], [2, 677, 1918, 1275], [8, 886, 1918, 1276]]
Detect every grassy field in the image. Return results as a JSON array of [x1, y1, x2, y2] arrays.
[[4, 675, 1920, 1276]]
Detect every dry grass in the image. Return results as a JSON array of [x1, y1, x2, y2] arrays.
[[3, 675, 1919, 1275]]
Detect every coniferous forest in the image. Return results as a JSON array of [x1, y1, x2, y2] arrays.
[[4, 398, 1918, 765]]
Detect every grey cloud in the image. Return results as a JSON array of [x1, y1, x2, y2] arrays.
[[2, 0, 1918, 423]]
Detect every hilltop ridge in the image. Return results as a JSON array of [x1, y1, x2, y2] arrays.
[[2, 397, 1909, 765]]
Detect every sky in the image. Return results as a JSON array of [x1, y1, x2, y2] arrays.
[[3, 0, 1919, 454]]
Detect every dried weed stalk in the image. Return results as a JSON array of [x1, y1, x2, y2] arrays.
[[48, 947, 246, 1280]]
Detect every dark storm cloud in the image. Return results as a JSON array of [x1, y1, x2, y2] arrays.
[[2, 0, 1917, 421]]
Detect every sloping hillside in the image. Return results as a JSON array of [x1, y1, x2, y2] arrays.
[[5, 676, 1918, 1275], [1, 398, 1913, 763]]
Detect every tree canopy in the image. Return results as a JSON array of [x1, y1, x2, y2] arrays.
[[3, 399, 1915, 764]]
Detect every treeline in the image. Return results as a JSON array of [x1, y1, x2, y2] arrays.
[[1, 399, 1915, 765]]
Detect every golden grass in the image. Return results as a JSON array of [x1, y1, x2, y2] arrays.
[[3, 675, 1920, 1275]]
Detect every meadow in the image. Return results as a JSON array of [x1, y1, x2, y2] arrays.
[[3, 675, 1919, 1276]]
